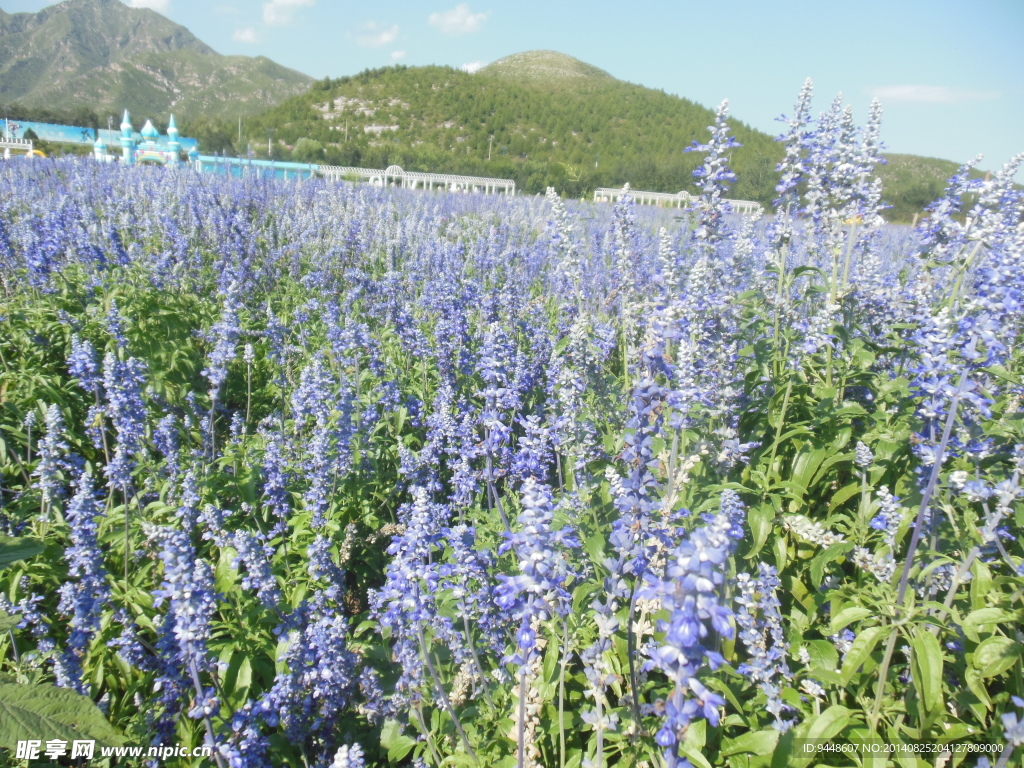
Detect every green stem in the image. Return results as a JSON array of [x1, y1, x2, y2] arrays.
[[245, 361, 252, 427], [947, 240, 984, 309], [870, 370, 967, 730], [462, 613, 494, 709], [187, 658, 227, 768], [517, 666, 527, 768], [626, 582, 642, 726], [994, 743, 1016, 768], [766, 376, 794, 489], [839, 223, 857, 295], [558, 618, 569, 768], [418, 623, 478, 764], [773, 243, 788, 378], [413, 704, 443, 767], [123, 482, 131, 593]]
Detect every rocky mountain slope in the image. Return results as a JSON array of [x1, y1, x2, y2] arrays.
[[0, 0, 312, 119]]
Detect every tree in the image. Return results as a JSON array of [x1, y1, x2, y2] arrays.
[[291, 138, 324, 163]]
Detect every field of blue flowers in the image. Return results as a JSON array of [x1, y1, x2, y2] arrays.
[[0, 82, 1022, 768]]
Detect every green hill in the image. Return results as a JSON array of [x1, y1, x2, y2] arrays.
[[216, 53, 976, 218], [220, 54, 782, 203], [0, 0, 312, 120], [874, 153, 991, 222]]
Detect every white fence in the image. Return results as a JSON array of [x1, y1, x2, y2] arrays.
[[319, 164, 515, 195], [595, 186, 762, 215], [1, 137, 34, 159]]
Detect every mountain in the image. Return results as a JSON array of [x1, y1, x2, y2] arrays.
[[231, 53, 783, 203], [479, 50, 615, 84], [0, 0, 312, 120]]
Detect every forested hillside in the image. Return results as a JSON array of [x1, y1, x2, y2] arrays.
[[189, 55, 783, 202]]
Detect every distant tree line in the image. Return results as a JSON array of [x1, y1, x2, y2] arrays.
[[1, 103, 102, 131]]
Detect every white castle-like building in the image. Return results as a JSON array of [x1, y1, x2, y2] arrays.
[[93, 111, 198, 166]]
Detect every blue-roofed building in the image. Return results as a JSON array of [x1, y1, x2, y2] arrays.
[[2, 117, 197, 154], [93, 111, 197, 166]]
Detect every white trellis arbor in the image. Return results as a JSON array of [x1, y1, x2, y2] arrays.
[[722, 199, 762, 215], [318, 163, 515, 195], [594, 186, 762, 215], [594, 187, 693, 208], [1, 137, 34, 159], [317, 165, 384, 184]]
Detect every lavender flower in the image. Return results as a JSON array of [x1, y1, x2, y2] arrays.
[[56, 470, 110, 693], [735, 563, 793, 731], [68, 335, 101, 392], [202, 282, 243, 400], [494, 478, 580, 666], [685, 99, 741, 249], [855, 441, 873, 469], [34, 404, 70, 513], [637, 491, 743, 766], [102, 353, 147, 489], [146, 524, 221, 721], [331, 744, 366, 768]]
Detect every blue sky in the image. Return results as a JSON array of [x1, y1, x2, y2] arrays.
[[6, 0, 1024, 176]]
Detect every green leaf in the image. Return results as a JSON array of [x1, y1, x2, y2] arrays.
[[805, 704, 851, 740], [774, 535, 788, 573], [962, 608, 1012, 643], [910, 627, 943, 715], [970, 560, 992, 610], [827, 482, 861, 512], [0, 537, 44, 570], [223, 653, 253, 706], [972, 636, 1021, 678], [810, 542, 853, 588], [722, 729, 780, 756], [746, 503, 774, 559], [381, 718, 417, 763], [964, 667, 992, 710], [791, 448, 828, 495], [810, 451, 853, 487], [584, 532, 606, 567], [828, 606, 873, 636], [215, 546, 239, 593], [0, 610, 20, 634], [683, 718, 706, 749], [0, 683, 125, 746], [678, 743, 714, 768], [805, 639, 839, 672], [840, 625, 887, 684]]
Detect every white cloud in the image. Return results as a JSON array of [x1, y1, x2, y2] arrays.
[[232, 26, 260, 43], [263, 0, 315, 26], [127, 0, 171, 12], [429, 4, 487, 36], [460, 61, 484, 73], [391, 50, 406, 61], [869, 85, 1000, 104], [356, 22, 399, 48]]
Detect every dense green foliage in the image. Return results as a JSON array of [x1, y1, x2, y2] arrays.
[[204, 61, 781, 202], [875, 154, 987, 223]]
